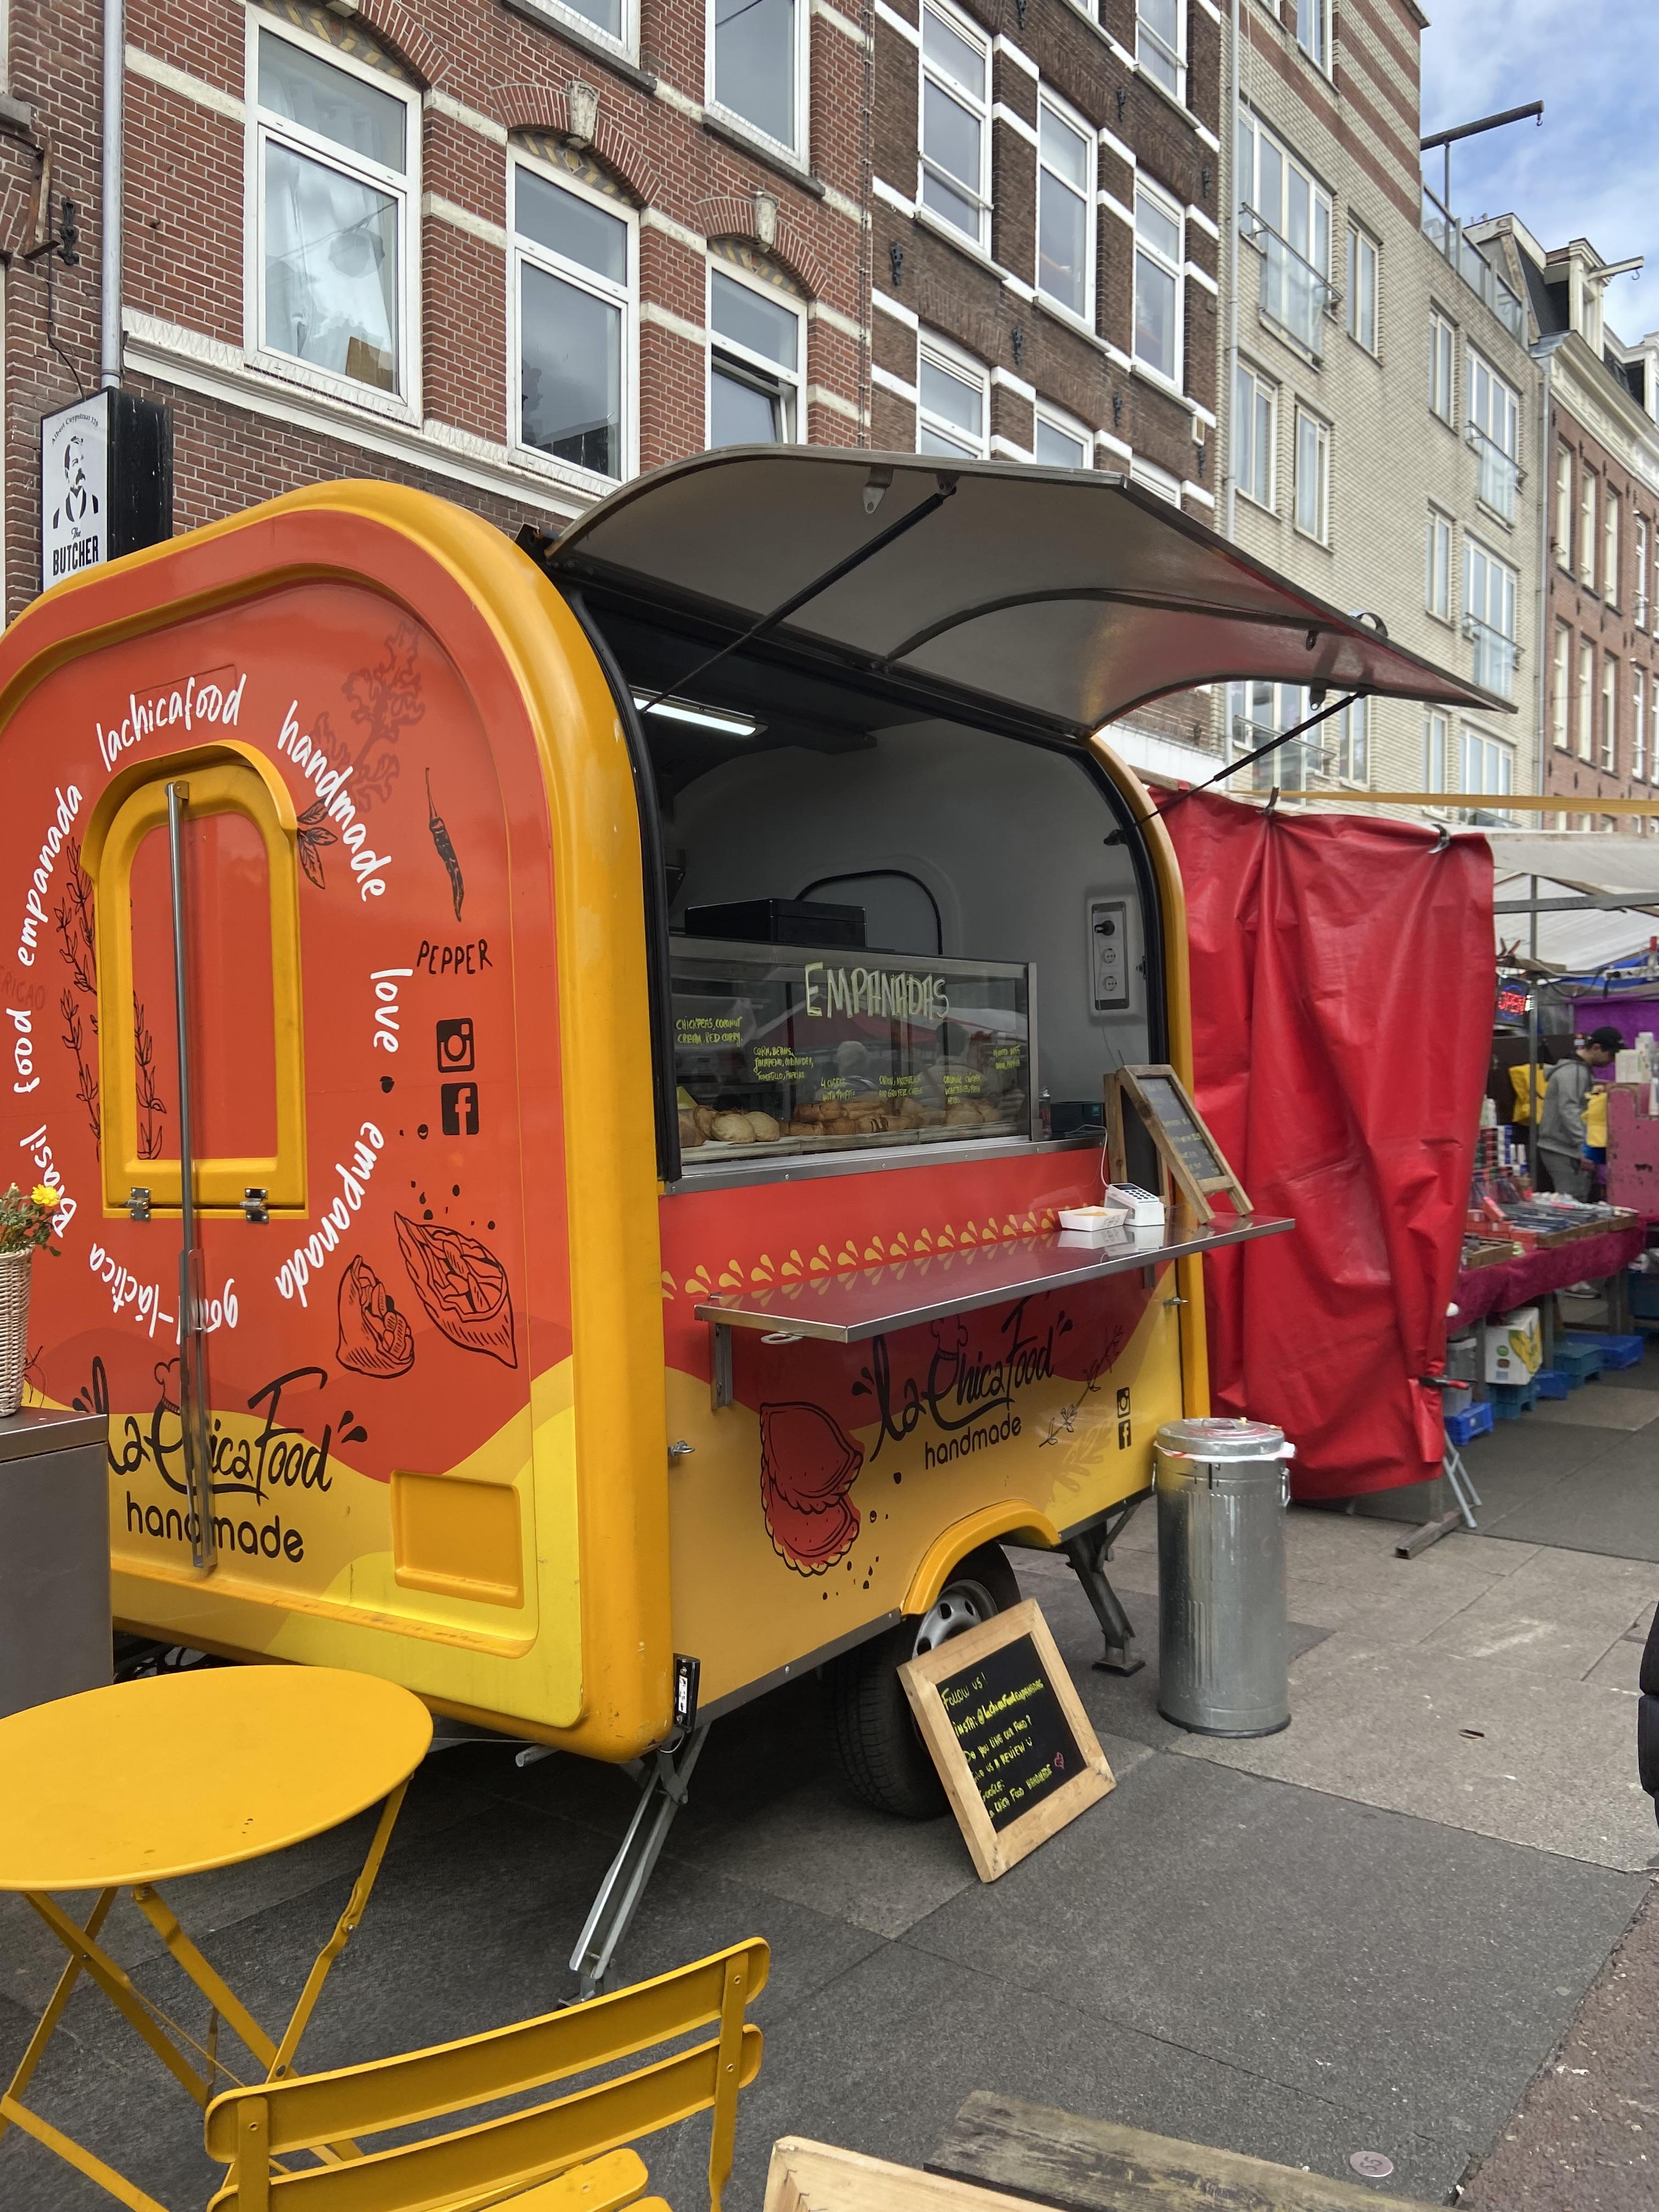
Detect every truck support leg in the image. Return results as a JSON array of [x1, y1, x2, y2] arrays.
[[1063, 1504, 1146, 1677], [569, 1726, 709, 2001]]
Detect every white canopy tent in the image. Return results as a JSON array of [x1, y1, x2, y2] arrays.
[[1479, 831, 1659, 973]]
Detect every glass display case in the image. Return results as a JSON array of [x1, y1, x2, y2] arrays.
[[672, 937, 1034, 1166]]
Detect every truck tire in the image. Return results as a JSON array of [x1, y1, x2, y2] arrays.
[[828, 1542, 1022, 1818]]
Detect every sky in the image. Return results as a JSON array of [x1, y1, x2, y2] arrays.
[[1419, 0, 1659, 346]]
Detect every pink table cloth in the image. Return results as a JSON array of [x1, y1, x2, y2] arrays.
[[1451, 1226, 1647, 1324]]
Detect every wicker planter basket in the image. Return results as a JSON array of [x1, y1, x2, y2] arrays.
[[0, 1246, 32, 1417]]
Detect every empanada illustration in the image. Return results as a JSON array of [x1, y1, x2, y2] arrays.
[[759, 1401, 862, 1573], [336, 1254, 415, 1378], [393, 1215, 517, 1367]]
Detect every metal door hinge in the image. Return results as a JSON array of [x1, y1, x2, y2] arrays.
[[242, 1188, 269, 1223], [128, 1187, 151, 1221]]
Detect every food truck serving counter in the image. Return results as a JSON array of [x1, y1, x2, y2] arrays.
[[0, 458, 1496, 1953]]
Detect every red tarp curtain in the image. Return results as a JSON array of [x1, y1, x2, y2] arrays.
[[1163, 792, 1494, 1498]]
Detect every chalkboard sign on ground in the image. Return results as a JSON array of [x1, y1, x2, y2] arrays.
[[900, 1599, 1114, 1881]]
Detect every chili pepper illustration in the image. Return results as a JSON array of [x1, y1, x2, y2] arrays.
[[426, 769, 464, 919]]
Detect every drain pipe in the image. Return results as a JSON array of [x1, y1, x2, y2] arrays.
[[101, 0, 123, 387], [1222, 0, 1241, 539]]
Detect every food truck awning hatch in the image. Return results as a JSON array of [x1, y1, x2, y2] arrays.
[[546, 449, 1508, 737]]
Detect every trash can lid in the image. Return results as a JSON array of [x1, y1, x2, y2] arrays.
[[1155, 1415, 1295, 1461]]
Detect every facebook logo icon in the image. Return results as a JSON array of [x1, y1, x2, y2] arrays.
[[441, 1081, 479, 1136]]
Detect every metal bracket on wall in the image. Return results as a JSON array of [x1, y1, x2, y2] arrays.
[[569, 1725, 710, 2001], [708, 1319, 733, 1411], [1063, 1514, 1146, 1675]]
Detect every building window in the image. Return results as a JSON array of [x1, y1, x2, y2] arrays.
[[513, 160, 634, 481], [1463, 539, 1517, 700], [1602, 654, 1619, 771], [1234, 362, 1275, 508], [1346, 224, 1378, 353], [1552, 623, 1571, 751], [919, 2, 990, 251], [1425, 507, 1452, 620], [1034, 405, 1090, 468], [1131, 456, 1183, 505], [1136, 0, 1184, 101], [1578, 636, 1595, 761], [1605, 487, 1621, 606], [1228, 681, 1315, 789], [1580, 468, 1598, 588], [1295, 0, 1329, 70], [1237, 108, 1332, 356], [917, 335, 988, 457], [251, 22, 415, 400], [1294, 407, 1328, 542], [1424, 710, 1449, 793], [708, 266, 802, 445], [1037, 94, 1094, 320], [1332, 696, 1367, 784], [1636, 669, 1647, 782], [1133, 180, 1183, 386], [1460, 725, 1514, 816], [1429, 310, 1455, 422], [710, 0, 802, 152], [1554, 443, 1572, 570], [1466, 351, 1520, 524], [535, 0, 634, 55], [1636, 515, 1649, 626]]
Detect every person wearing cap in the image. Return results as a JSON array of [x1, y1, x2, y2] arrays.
[[1537, 1025, 1622, 1198]]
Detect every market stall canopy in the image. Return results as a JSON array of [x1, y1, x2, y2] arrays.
[[548, 449, 1506, 738], [1482, 830, 1659, 972]]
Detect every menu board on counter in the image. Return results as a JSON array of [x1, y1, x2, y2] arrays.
[[900, 1599, 1114, 1881], [671, 936, 1034, 1166], [1107, 1063, 1250, 1221]]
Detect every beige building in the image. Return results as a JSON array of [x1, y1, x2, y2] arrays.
[[1114, 0, 1545, 814]]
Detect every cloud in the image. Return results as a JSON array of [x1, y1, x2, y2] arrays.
[[1421, 0, 1659, 342]]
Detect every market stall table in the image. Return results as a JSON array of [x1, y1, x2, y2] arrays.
[[1451, 1223, 1646, 1328], [0, 1664, 431, 2210]]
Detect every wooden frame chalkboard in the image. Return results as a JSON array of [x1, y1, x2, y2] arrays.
[[899, 1600, 1114, 1881], [1106, 1063, 1250, 1222]]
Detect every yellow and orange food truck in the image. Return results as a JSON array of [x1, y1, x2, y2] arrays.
[[1, 455, 1486, 1970]]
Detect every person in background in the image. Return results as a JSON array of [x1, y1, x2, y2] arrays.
[[1538, 1025, 1621, 1198]]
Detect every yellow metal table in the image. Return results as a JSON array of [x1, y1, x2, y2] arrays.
[[0, 1663, 432, 2209]]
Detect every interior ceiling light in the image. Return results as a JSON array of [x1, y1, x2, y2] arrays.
[[632, 693, 763, 738]]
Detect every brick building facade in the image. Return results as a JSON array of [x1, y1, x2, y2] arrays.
[[1496, 225, 1659, 833], [0, 0, 874, 621]]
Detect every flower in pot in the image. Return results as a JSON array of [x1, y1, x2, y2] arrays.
[[0, 1184, 59, 1418]]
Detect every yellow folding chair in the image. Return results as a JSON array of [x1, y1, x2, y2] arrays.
[[204, 1937, 768, 2212]]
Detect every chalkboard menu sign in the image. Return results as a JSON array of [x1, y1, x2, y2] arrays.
[[1107, 1064, 1251, 1222], [901, 1599, 1114, 1881]]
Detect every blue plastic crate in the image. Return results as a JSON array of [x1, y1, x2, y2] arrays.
[[1444, 1401, 1494, 1446], [1533, 1367, 1570, 1399], [1564, 1330, 1644, 1372], [1554, 1341, 1605, 1385], [1629, 1272, 1659, 1322], [1488, 1378, 1539, 1419]]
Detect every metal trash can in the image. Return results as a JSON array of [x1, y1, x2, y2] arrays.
[[1155, 1415, 1294, 1738]]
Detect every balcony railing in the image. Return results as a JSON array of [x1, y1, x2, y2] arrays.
[[1421, 186, 1526, 339], [1463, 613, 1519, 701], [1465, 421, 1523, 522], [1242, 212, 1335, 358], [1231, 715, 1331, 791]]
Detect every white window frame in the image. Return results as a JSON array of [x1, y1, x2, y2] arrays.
[[1552, 622, 1571, 751], [1346, 222, 1378, 353], [1577, 635, 1595, 761], [1332, 695, 1368, 786], [1463, 535, 1518, 701], [1135, 0, 1186, 105], [707, 0, 810, 161], [1429, 308, 1455, 423], [1036, 87, 1096, 326], [917, 330, 989, 458], [1133, 177, 1184, 391], [245, 11, 421, 419], [918, 0, 991, 253], [507, 149, 639, 488], [1294, 0, 1330, 73], [706, 260, 804, 448], [1602, 653, 1619, 772], [1234, 359, 1276, 510], [1580, 467, 1598, 588], [1130, 455, 1182, 505], [1635, 667, 1647, 782], [1554, 443, 1572, 569], [1466, 349, 1521, 524], [1459, 724, 1514, 814], [1425, 506, 1452, 622], [1236, 107, 1333, 357], [1604, 486, 1621, 606], [514, 0, 637, 66], [1635, 515, 1649, 626], [1033, 400, 1091, 470], [1293, 404, 1328, 543], [1424, 709, 1449, 794]]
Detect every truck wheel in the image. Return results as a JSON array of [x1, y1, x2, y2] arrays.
[[828, 1543, 1022, 1818]]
